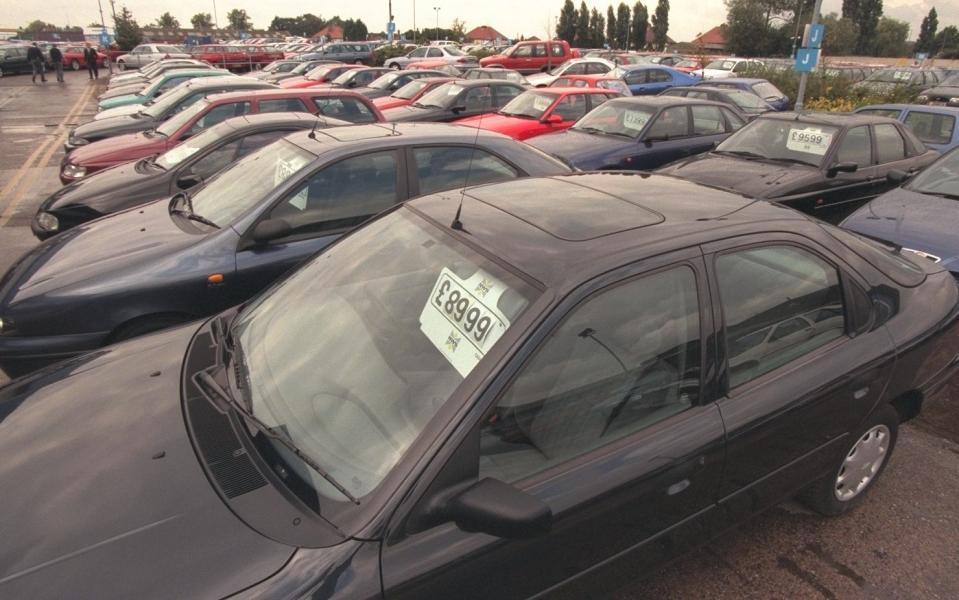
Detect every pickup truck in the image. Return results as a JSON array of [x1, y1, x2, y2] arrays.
[[189, 45, 284, 71], [479, 40, 579, 74]]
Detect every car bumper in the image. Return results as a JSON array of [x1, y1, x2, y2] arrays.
[[0, 331, 108, 378]]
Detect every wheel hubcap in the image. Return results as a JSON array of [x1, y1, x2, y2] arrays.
[[834, 424, 890, 501]]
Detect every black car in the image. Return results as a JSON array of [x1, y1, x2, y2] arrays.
[[34, 112, 349, 239], [0, 45, 33, 77], [355, 69, 448, 99], [841, 146, 959, 278], [527, 96, 747, 171], [321, 67, 392, 90], [660, 85, 774, 118], [259, 59, 338, 84], [2, 173, 957, 599], [917, 73, 959, 107], [658, 112, 940, 222], [0, 124, 569, 377], [66, 77, 275, 151], [382, 79, 527, 122]]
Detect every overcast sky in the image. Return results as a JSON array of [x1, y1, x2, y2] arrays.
[[7, 0, 956, 43]]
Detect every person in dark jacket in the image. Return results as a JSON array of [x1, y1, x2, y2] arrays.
[[49, 45, 64, 83], [27, 43, 46, 83], [83, 43, 99, 80]]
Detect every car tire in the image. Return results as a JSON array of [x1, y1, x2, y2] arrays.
[[71, 59, 80, 70], [390, 62, 400, 70], [800, 404, 899, 516], [117, 60, 126, 71], [109, 314, 191, 343], [355, 59, 364, 65], [0, 67, 4, 78]]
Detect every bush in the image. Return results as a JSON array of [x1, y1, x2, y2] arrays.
[[469, 48, 497, 60], [373, 45, 409, 67]]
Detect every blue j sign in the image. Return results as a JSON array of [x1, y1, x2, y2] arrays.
[[795, 48, 819, 73], [803, 23, 825, 49]]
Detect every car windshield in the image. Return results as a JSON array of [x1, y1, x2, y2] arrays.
[[549, 60, 574, 75], [705, 60, 737, 70], [676, 60, 700, 68], [156, 98, 208, 136], [155, 125, 222, 169], [189, 139, 313, 226], [907, 148, 959, 198], [392, 79, 432, 100], [716, 118, 840, 167], [232, 209, 538, 501], [289, 62, 317, 75], [752, 81, 782, 99], [307, 65, 339, 81], [726, 90, 771, 110], [867, 69, 915, 83], [143, 84, 195, 117], [331, 70, 359, 85], [158, 45, 182, 53], [444, 46, 466, 56], [572, 102, 654, 138], [368, 72, 400, 90], [416, 82, 463, 108], [941, 74, 959, 86], [500, 91, 556, 118]]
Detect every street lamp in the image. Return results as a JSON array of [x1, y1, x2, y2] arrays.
[[433, 7, 440, 42]]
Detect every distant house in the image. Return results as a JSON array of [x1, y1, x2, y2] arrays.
[[644, 29, 675, 48], [465, 25, 508, 45], [690, 26, 726, 53], [311, 24, 344, 42]]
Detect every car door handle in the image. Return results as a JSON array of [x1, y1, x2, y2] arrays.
[[853, 386, 870, 400], [666, 479, 691, 495]]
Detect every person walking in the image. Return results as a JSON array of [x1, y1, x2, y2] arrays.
[[83, 43, 99, 80], [49, 45, 65, 83], [27, 42, 46, 83]]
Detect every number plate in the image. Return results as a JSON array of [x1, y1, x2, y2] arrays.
[[786, 127, 833, 155], [419, 268, 512, 377]]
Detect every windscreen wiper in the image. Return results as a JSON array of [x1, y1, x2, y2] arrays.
[[193, 369, 360, 505], [714, 149, 765, 160]]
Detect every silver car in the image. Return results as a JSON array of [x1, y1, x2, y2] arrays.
[[116, 44, 191, 70], [384, 45, 477, 70]]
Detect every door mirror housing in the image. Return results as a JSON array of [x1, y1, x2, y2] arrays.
[[176, 173, 202, 189], [886, 168, 910, 184], [444, 478, 551, 539], [451, 105, 467, 114], [827, 161, 858, 177], [250, 218, 292, 244], [542, 113, 563, 124]]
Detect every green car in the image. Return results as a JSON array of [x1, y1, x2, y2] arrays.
[[97, 69, 230, 111]]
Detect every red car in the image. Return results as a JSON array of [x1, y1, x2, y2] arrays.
[[372, 76, 459, 111], [479, 40, 579, 74], [61, 46, 108, 70], [189, 45, 283, 71], [60, 89, 384, 183], [673, 58, 705, 73], [455, 87, 620, 141], [279, 63, 356, 89], [549, 74, 632, 96]]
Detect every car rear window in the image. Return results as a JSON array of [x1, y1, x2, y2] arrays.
[[903, 111, 955, 145]]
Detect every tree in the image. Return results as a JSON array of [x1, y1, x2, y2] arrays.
[[576, 2, 590, 45], [616, 3, 631, 49], [450, 18, 467, 40], [651, 0, 669, 50], [271, 14, 326, 37], [589, 8, 605, 48], [841, 0, 858, 20], [343, 18, 368, 41], [557, 0, 577, 43], [915, 8, 938, 54], [23, 20, 57, 32], [854, 0, 882, 55], [935, 25, 959, 57], [226, 9, 252, 34], [872, 16, 908, 57], [723, 0, 797, 57], [155, 12, 179, 29], [191, 13, 214, 30], [114, 6, 143, 51], [821, 13, 859, 55], [631, 2, 649, 50], [606, 6, 617, 48]]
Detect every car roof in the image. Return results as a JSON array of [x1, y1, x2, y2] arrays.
[[286, 122, 511, 153], [710, 78, 767, 84], [451, 78, 524, 88], [759, 111, 898, 127], [608, 95, 727, 108], [407, 172, 805, 289], [182, 76, 266, 90], [206, 88, 370, 103], [856, 103, 959, 115], [531, 87, 617, 95], [226, 111, 325, 129]]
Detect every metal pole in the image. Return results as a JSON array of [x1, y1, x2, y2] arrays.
[[413, 0, 416, 39], [794, 0, 823, 112], [213, 0, 219, 30], [433, 7, 440, 42]]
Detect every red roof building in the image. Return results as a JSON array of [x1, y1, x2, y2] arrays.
[[312, 24, 344, 42], [465, 25, 508, 44], [690, 26, 726, 52]]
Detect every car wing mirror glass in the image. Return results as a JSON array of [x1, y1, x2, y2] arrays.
[[444, 478, 551, 539], [542, 113, 563, 124], [827, 161, 858, 177], [886, 168, 910, 184], [176, 173, 202, 189], [451, 105, 467, 114], [251, 218, 292, 244]]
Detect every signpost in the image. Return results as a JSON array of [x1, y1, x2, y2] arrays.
[[794, 48, 819, 72], [794, 0, 824, 112]]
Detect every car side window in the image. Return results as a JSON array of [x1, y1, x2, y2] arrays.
[[158, 77, 188, 93], [721, 107, 746, 131], [903, 111, 955, 146], [414, 146, 518, 195], [259, 98, 308, 113], [494, 85, 523, 106], [836, 126, 872, 166], [646, 106, 690, 139], [427, 48, 443, 58], [873, 124, 906, 163], [624, 70, 647, 85], [464, 86, 493, 111], [268, 151, 399, 237], [237, 131, 291, 155], [312, 97, 377, 123], [564, 63, 587, 75], [586, 62, 610, 75], [716, 245, 846, 389], [513, 45, 533, 58], [188, 140, 242, 179], [410, 47, 427, 58], [648, 69, 673, 83], [189, 102, 251, 135], [691, 105, 725, 135], [479, 267, 701, 483], [552, 94, 588, 121], [551, 44, 565, 57]]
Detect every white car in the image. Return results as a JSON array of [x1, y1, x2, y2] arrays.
[[383, 45, 476, 69], [694, 58, 764, 80], [525, 58, 617, 87], [116, 44, 191, 70]]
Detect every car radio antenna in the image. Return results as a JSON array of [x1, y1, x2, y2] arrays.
[[308, 110, 324, 140], [452, 106, 485, 232]]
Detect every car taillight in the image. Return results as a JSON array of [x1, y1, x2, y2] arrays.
[[457, 57, 470, 63]]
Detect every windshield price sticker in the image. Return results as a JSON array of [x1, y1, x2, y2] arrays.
[[163, 143, 201, 166], [786, 127, 833, 155], [419, 268, 511, 377], [533, 95, 553, 112], [894, 71, 911, 81], [623, 110, 650, 131]]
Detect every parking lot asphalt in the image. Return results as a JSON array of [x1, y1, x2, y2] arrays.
[[1, 68, 957, 599]]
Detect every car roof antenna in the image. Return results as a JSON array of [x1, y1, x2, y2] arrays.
[[308, 110, 324, 139], [452, 108, 485, 232]]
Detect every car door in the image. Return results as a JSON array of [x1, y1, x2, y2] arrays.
[[623, 69, 648, 94], [633, 106, 694, 169], [510, 44, 535, 72], [808, 125, 879, 220], [381, 252, 726, 599], [231, 150, 407, 301], [644, 68, 675, 94], [687, 104, 732, 156], [871, 123, 925, 195], [703, 236, 894, 525]]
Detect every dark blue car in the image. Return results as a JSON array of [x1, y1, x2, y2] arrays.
[[695, 78, 790, 111], [526, 96, 747, 171], [855, 104, 959, 153], [841, 146, 959, 277], [608, 64, 700, 95]]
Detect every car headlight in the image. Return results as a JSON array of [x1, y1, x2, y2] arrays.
[[950, 97, 959, 105], [36, 212, 59, 232], [68, 136, 89, 147], [62, 163, 87, 178], [917, 95, 928, 103], [0, 317, 5, 334]]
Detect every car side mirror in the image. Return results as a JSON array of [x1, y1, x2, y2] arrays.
[[826, 161, 858, 177], [886, 169, 910, 184], [444, 478, 551, 539], [451, 105, 467, 114], [251, 218, 292, 244], [176, 173, 202, 189], [542, 114, 563, 124]]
